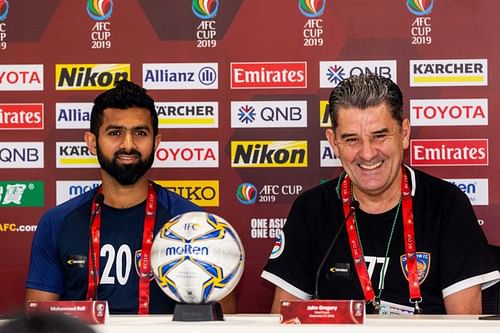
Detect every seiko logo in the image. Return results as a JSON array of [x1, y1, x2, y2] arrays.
[[230, 62, 307, 89], [153, 142, 219, 168], [157, 180, 219, 207], [0, 103, 44, 129], [0, 65, 44, 91], [156, 102, 218, 128], [319, 60, 397, 88], [142, 63, 218, 90], [231, 141, 308, 167], [55, 64, 130, 90], [56, 142, 98, 168], [410, 59, 487, 87], [231, 101, 307, 128], [410, 99, 487, 126], [410, 139, 488, 166], [0, 142, 44, 168]]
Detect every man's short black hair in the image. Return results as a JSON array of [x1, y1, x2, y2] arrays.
[[90, 80, 158, 137]]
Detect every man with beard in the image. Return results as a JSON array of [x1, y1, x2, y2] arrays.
[[25, 80, 234, 314]]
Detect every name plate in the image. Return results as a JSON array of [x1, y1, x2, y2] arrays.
[[280, 299, 365, 324], [26, 300, 109, 325]]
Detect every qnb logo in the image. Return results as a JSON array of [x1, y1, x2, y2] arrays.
[[165, 244, 209, 256], [231, 141, 308, 168], [236, 183, 257, 204], [298, 0, 325, 18], [406, 0, 434, 16], [410, 139, 488, 166], [87, 0, 113, 21], [237, 105, 256, 124], [55, 64, 130, 90], [0, 0, 9, 21], [192, 0, 219, 20], [0, 142, 43, 168], [320, 61, 397, 88], [231, 101, 307, 128]]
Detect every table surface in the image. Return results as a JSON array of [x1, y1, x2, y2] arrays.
[[93, 314, 500, 333]]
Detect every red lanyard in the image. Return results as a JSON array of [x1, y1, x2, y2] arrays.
[[340, 166, 421, 311], [86, 182, 157, 314]]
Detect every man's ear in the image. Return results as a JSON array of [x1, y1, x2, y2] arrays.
[[325, 128, 340, 158], [154, 133, 161, 151], [84, 131, 97, 155]]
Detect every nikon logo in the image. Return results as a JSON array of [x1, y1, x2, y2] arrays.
[[55, 64, 130, 91], [231, 141, 307, 168]]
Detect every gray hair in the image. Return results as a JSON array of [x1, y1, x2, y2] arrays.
[[327, 74, 403, 131]]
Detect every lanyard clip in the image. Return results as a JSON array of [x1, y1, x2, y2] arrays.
[[410, 297, 422, 314]]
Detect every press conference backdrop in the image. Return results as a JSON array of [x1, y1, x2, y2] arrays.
[[0, 0, 499, 314]]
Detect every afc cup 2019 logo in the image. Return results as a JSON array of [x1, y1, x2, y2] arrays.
[[236, 183, 257, 205], [0, 0, 9, 21], [406, 0, 434, 16], [298, 0, 325, 18], [192, 0, 219, 20], [87, 0, 113, 21]]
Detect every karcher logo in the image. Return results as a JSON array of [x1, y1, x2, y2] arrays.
[[56, 142, 98, 168], [231, 141, 307, 168], [156, 180, 219, 207], [409, 59, 487, 87], [55, 64, 130, 91]]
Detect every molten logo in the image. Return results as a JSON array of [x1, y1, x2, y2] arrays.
[[410, 139, 488, 166], [87, 0, 113, 21], [231, 141, 308, 168], [298, 0, 326, 18], [165, 244, 208, 256], [406, 0, 434, 16], [231, 62, 307, 89], [192, 0, 219, 19]]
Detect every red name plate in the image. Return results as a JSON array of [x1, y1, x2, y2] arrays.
[[26, 300, 109, 325], [280, 300, 365, 324]]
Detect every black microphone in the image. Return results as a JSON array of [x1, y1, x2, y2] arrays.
[[313, 200, 359, 299], [89, 193, 105, 301]]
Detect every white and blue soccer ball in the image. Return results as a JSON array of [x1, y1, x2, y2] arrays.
[[151, 211, 245, 304]]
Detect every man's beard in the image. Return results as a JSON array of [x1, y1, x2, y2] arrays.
[[96, 146, 155, 186]]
